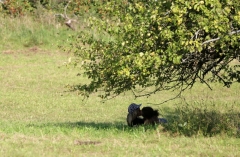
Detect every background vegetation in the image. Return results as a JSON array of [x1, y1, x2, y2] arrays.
[[0, 0, 239, 156]]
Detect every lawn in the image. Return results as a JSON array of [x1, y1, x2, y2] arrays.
[[0, 47, 240, 157], [0, 12, 239, 157]]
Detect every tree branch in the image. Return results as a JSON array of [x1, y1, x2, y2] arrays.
[[146, 90, 182, 105], [230, 30, 240, 35], [203, 55, 225, 76], [55, 1, 77, 30], [64, 1, 71, 20], [191, 30, 201, 40], [202, 30, 240, 45], [197, 74, 213, 90], [202, 37, 220, 45]]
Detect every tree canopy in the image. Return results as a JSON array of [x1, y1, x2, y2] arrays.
[[68, 0, 240, 99]]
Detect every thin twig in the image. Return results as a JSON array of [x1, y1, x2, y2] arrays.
[[196, 74, 213, 90], [203, 55, 225, 76], [64, 1, 71, 20], [191, 30, 201, 40], [146, 90, 182, 105], [210, 69, 232, 87], [100, 94, 119, 103]]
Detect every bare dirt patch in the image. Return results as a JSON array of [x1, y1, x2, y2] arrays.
[[2, 46, 66, 56], [74, 140, 101, 145]]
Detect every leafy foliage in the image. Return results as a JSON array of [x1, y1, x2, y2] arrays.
[[1, 0, 34, 16], [0, 0, 73, 16], [68, 0, 240, 99]]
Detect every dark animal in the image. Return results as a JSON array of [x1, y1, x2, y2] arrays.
[[141, 107, 159, 125]]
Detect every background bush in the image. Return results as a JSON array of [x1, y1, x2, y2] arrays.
[[163, 102, 240, 137]]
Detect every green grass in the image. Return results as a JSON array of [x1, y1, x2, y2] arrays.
[[0, 16, 240, 156], [0, 48, 240, 157], [0, 15, 74, 51]]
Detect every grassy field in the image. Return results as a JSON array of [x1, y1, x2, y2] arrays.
[[0, 16, 240, 157]]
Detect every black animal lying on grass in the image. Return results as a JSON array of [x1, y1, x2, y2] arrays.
[[127, 104, 167, 127]]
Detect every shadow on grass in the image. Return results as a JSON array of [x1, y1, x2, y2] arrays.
[[26, 107, 239, 137], [27, 121, 138, 131]]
